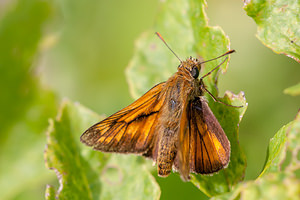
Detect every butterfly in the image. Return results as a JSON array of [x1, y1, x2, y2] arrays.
[[80, 32, 241, 181]]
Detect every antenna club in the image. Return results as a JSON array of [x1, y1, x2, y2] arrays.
[[226, 49, 236, 55], [155, 32, 165, 43]]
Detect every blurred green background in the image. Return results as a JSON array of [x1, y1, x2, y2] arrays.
[[0, 0, 299, 199]]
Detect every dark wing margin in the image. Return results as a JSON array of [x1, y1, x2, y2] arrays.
[[80, 82, 166, 155], [188, 96, 230, 174]]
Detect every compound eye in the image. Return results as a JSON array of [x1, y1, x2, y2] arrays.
[[191, 66, 199, 79]]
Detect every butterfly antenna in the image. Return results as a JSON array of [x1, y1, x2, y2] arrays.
[[200, 49, 236, 80], [200, 50, 242, 108], [199, 50, 235, 65], [155, 32, 182, 62], [201, 57, 228, 79]]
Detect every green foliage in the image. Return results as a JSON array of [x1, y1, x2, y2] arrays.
[[211, 112, 300, 200], [284, 82, 300, 96], [244, 0, 300, 63], [127, 0, 247, 196], [0, 0, 54, 139], [44, 100, 160, 200], [127, 0, 234, 99], [0, 0, 57, 199], [259, 112, 300, 178]]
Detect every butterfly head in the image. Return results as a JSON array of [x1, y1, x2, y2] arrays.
[[179, 57, 202, 79], [179, 49, 235, 82]]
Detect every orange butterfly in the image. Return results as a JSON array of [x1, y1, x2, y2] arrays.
[[80, 32, 241, 181]]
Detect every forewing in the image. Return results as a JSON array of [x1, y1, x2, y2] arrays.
[[188, 97, 230, 174], [80, 82, 166, 155]]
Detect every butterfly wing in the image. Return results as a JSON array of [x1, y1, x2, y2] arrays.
[[177, 98, 191, 181], [80, 82, 166, 156], [176, 96, 230, 180], [188, 96, 230, 174]]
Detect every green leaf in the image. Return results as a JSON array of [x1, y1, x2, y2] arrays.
[[0, 0, 54, 137], [45, 100, 161, 200], [127, 0, 233, 99], [259, 111, 300, 177], [45, 185, 56, 200], [0, 89, 57, 200], [211, 172, 300, 200], [284, 82, 300, 96], [126, 0, 247, 196], [0, 0, 57, 199], [210, 111, 300, 200], [244, 0, 300, 63]]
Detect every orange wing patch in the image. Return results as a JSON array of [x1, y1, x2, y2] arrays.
[[80, 82, 166, 155], [188, 96, 230, 174], [175, 96, 230, 177]]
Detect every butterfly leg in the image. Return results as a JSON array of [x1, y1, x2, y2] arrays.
[[203, 87, 243, 108]]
